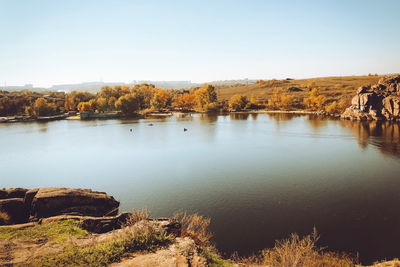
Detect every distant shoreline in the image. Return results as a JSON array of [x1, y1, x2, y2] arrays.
[[0, 110, 342, 123]]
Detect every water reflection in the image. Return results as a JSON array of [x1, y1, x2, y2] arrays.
[[230, 113, 250, 120], [199, 113, 218, 123], [341, 120, 400, 158], [1, 114, 400, 265], [266, 113, 301, 122]]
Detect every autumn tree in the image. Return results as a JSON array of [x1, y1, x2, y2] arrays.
[[172, 93, 197, 111], [32, 98, 57, 117], [64, 91, 95, 111], [229, 94, 248, 111], [96, 97, 108, 112], [280, 94, 294, 110], [131, 83, 156, 109], [77, 101, 94, 112], [64, 94, 75, 111], [325, 101, 339, 114], [151, 89, 168, 111], [268, 89, 281, 110], [194, 88, 208, 110], [193, 84, 218, 111], [303, 88, 327, 111], [115, 93, 140, 115]]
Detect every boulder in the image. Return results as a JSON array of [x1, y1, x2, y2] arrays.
[[0, 198, 29, 225], [0, 188, 28, 199], [342, 75, 400, 120], [23, 188, 39, 208], [30, 188, 120, 220], [287, 87, 302, 92]]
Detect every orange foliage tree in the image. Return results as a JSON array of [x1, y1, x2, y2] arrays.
[[172, 93, 197, 111]]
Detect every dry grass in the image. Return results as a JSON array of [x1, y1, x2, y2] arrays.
[[217, 75, 383, 104], [172, 212, 213, 246], [247, 228, 356, 267], [0, 211, 10, 225], [124, 208, 150, 226], [370, 259, 400, 267], [32, 219, 172, 267]]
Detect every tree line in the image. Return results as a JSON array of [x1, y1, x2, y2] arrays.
[[0, 83, 219, 117], [0, 82, 347, 117]]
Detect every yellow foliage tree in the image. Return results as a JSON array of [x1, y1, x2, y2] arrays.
[[32, 98, 57, 117], [325, 101, 339, 114], [151, 89, 168, 111], [96, 97, 108, 112], [280, 94, 294, 111], [268, 89, 281, 110], [194, 88, 209, 110], [77, 101, 93, 112], [303, 88, 327, 111], [229, 94, 248, 111]]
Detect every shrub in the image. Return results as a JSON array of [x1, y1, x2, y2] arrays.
[[172, 212, 213, 246], [229, 94, 248, 111], [124, 209, 150, 226], [261, 228, 355, 267], [0, 211, 10, 225], [325, 101, 339, 114], [303, 88, 327, 111]]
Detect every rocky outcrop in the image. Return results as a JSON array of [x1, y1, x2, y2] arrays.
[[0, 198, 29, 224], [0, 187, 120, 225], [342, 75, 400, 120], [30, 187, 119, 219], [0, 188, 29, 199]]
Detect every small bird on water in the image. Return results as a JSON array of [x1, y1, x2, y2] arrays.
[[184, 128, 187, 132], [130, 129, 132, 132]]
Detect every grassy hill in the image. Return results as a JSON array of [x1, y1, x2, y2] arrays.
[[216, 75, 385, 104]]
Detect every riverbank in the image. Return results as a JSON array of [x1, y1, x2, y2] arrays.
[[0, 109, 343, 124], [1, 188, 399, 266]]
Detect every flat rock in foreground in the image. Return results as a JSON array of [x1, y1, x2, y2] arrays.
[[0, 187, 120, 225], [30, 187, 120, 219]]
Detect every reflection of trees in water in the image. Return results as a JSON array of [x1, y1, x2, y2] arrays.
[[267, 113, 301, 128], [199, 113, 218, 124], [230, 113, 250, 120], [341, 120, 400, 157], [175, 113, 194, 122], [267, 113, 301, 122], [251, 113, 258, 120]]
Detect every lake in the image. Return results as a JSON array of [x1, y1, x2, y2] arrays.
[[1, 113, 400, 264]]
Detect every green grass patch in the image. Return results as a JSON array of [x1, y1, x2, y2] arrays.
[[32, 232, 173, 267], [201, 247, 236, 267], [0, 219, 88, 243]]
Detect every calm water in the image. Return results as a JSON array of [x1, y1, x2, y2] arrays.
[[1, 113, 400, 264]]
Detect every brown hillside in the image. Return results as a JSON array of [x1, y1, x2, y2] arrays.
[[217, 75, 384, 104]]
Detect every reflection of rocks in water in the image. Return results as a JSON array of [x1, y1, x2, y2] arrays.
[[230, 113, 250, 120], [342, 120, 400, 157]]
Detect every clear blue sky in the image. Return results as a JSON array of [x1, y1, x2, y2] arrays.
[[1, 0, 399, 87]]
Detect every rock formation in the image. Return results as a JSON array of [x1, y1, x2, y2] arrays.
[[0, 187, 119, 225], [342, 75, 400, 120]]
